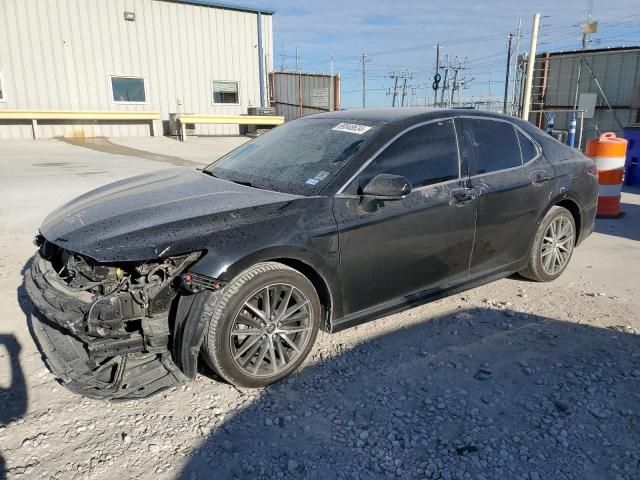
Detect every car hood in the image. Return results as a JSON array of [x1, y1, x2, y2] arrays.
[[40, 167, 302, 262]]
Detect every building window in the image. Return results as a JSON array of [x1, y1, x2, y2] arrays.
[[0, 72, 5, 102], [212, 81, 239, 104], [111, 76, 147, 103]]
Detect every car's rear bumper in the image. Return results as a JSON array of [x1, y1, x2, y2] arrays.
[[25, 252, 187, 400]]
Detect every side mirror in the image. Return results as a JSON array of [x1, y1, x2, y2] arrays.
[[362, 174, 412, 199]]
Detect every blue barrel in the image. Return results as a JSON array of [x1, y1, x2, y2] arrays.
[[623, 125, 640, 187]]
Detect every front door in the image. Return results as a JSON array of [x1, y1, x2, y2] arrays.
[[334, 119, 477, 316]]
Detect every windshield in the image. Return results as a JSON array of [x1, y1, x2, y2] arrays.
[[204, 117, 380, 195]]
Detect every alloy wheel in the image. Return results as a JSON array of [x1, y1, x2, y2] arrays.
[[229, 283, 313, 378], [540, 215, 574, 275]]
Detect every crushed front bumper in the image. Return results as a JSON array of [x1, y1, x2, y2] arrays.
[[25, 252, 188, 400]]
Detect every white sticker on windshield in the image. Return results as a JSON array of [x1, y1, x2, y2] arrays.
[[305, 170, 330, 187], [332, 123, 372, 135]]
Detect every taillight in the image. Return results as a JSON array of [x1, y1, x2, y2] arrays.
[[585, 162, 598, 177]]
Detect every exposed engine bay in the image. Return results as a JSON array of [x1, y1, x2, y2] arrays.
[[25, 236, 221, 399]]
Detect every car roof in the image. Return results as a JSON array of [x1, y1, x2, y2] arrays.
[[309, 107, 520, 126]]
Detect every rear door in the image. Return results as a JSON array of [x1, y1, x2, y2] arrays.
[[459, 117, 554, 274], [333, 118, 477, 316]]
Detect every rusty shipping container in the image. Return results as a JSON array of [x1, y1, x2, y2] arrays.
[[269, 71, 340, 121]]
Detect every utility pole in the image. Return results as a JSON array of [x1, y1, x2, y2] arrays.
[[449, 65, 458, 108], [488, 60, 493, 110], [517, 59, 527, 116], [571, 1, 599, 146], [401, 76, 408, 107], [391, 76, 399, 107], [521, 12, 540, 120], [295, 46, 299, 72], [581, 0, 594, 49], [575, 2, 597, 110], [279, 42, 286, 71], [360, 53, 370, 108], [432, 43, 441, 107], [439, 55, 450, 108], [449, 59, 465, 108], [510, 19, 522, 114], [504, 33, 514, 113], [389, 71, 412, 107]]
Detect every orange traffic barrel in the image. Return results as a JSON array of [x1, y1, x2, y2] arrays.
[[586, 132, 627, 218]]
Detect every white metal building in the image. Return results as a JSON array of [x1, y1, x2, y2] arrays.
[[0, 0, 273, 139]]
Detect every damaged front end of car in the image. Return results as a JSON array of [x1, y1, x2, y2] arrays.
[[25, 235, 220, 400]]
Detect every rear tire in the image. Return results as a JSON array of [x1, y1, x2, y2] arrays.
[[519, 206, 576, 282], [201, 262, 320, 388]]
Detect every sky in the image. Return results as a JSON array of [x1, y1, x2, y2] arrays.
[[232, 0, 639, 109]]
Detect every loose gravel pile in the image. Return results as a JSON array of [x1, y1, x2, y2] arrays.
[[2, 138, 639, 480], [2, 278, 639, 480]]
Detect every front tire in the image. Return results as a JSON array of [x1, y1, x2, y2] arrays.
[[201, 262, 321, 388], [519, 206, 576, 282]]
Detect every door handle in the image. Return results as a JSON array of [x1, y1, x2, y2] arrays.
[[532, 173, 551, 185]]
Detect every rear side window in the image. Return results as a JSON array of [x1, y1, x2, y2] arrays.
[[357, 119, 459, 189], [462, 119, 522, 174], [516, 129, 539, 163]]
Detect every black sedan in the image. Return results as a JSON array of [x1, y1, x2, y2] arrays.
[[25, 108, 597, 398]]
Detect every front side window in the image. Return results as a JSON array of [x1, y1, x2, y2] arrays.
[[212, 81, 239, 104], [356, 119, 460, 190], [462, 118, 522, 175], [111, 76, 146, 103], [205, 118, 380, 196]]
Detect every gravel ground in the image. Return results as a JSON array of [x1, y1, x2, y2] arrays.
[[0, 139, 639, 480]]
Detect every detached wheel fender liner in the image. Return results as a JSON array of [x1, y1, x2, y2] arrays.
[[172, 289, 223, 379]]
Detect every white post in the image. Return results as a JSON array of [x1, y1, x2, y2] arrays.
[[521, 12, 540, 121], [578, 110, 585, 150], [31, 119, 39, 139], [181, 121, 187, 142]]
